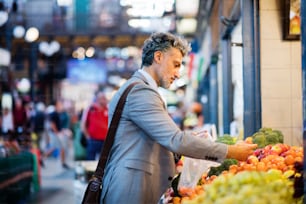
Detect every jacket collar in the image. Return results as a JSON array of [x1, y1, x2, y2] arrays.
[[132, 70, 149, 85]]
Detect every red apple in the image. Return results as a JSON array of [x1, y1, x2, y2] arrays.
[[253, 148, 263, 157], [280, 144, 290, 152], [247, 155, 259, 164], [270, 144, 283, 155], [264, 144, 272, 151]]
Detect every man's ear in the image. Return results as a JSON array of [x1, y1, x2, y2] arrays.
[[154, 51, 162, 63]]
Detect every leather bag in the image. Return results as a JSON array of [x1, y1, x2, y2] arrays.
[[81, 82, 139, 204]]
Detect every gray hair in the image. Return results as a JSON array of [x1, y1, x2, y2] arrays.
[[141, 32, 191, 67]]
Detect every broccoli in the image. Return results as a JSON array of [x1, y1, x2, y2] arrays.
[[222, 158, 238, 169], [252, 132, 266, 148], [251, 128, 284, 148], [265, 132, 280, 145], [273, 130, 284, 143], [207, 159, 238, 177], [259, 127, 273, 133]]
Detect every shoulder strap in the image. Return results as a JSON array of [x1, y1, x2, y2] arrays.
[[93, 82, 139, 179]]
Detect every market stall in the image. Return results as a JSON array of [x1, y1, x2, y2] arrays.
[[0, 151, 35, 203], [160, 128, 304, 204]]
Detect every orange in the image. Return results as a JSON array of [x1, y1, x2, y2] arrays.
[[294, 156, 303, 163], [229, 165, 238, 174], [284, 155, 295, 165], [256, 162, 266, 171]]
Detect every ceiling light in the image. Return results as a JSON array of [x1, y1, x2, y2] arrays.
[[0, 48, 10, 66], [176, 18, 197, 34], [25, 27, 39, 43], [128, 19, 151, 29], [176, 0, 199, 17], [17, 78, 31, 93], [126, 7, 164, 17], [39, 40, 60, 56], [86, 47, 95, 58], [13, 25, 25, 38], [0, 11, 8, 26], [57, 0, 72, 6]]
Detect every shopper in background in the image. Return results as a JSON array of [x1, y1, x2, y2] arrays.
[[45, 99, 70, 169], [100, 32, 257, 204], [31, 102, 46, 148], [81, 91, 108, 160], [12, 97, 27, 133], [1, 107, 14, 134]]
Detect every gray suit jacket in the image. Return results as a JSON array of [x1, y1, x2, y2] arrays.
[[101, 71, 227, 204]]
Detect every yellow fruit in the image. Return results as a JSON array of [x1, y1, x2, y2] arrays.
[[283, 170, 294, 178]]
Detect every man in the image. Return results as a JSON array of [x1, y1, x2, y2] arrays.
[[101, 32, 257, 204], [45, 99, 70, 169], [81, 91, 108, 160]]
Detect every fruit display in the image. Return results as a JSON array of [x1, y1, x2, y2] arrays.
[[182, 170, 295, 204], [160, 128, 304, 204]]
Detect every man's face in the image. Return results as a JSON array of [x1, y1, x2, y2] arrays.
[[156, 47, 183, 89]]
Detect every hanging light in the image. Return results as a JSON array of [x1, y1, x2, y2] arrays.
[[17, 78, 31, 93], [39, 40, 61, 56], [57, 0, 72, 6], [85, 47, 95, 58], [176, 18, 197, 34], [25, 27, 39, 43], [176, 0, 199, 17], [0, 10, 8, 27], [13, 25, 25, 38]]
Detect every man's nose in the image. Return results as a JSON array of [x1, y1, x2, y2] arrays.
[[175, 71, 180, 79]]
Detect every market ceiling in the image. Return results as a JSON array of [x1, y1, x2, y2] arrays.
[[0, 0, 213, 55]]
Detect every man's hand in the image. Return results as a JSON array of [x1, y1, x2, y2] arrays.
[[226, 141, 258, 161]]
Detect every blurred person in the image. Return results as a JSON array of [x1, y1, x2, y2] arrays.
[[100, 32, 257, 204], [81, 91, 108, 160], [1, 107, 14, 134], [32, 102, 46, 146], [12, 97, 27, 133], [44, 100, 70, 169], [30, 102, 47, 166]]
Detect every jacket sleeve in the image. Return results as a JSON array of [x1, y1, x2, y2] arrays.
[[126, 84, 228, 163]]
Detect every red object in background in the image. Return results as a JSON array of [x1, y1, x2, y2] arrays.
[[188, 53, 195, 79]]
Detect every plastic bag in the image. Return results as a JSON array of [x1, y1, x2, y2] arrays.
[[178, 127, 220, 189]]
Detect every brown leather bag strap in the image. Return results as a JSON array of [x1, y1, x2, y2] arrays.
[[93, 82, 139, 180]]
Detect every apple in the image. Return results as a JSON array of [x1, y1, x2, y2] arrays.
[[264, 144, 272, 151], [247, 155, 259, 164], [279, 144, 290, 152], [270, 144, 283, 155], [253, 148, 263, 157]]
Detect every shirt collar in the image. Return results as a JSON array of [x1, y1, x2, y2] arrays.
[[138, 69, 158, 91], [138, 69, 168, 109]]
